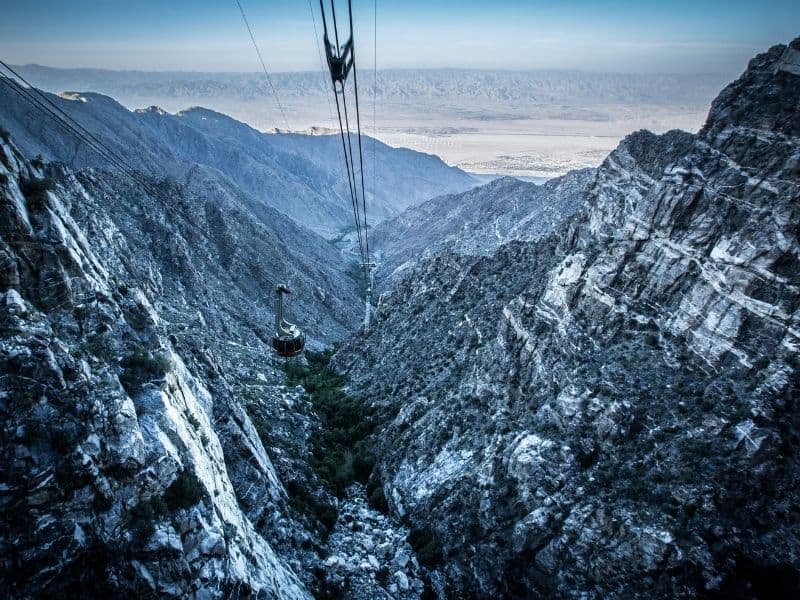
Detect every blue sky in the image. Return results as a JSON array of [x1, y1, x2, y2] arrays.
[[0, 1, 797, 73]]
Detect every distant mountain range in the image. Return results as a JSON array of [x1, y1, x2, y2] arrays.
[[0, 82, 475, 236], [8, 64, 732, 180], [13, 64, 731, 108]]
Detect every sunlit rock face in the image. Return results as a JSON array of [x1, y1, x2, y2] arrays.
[[0, 73, 471, 596], [335, 39, 800, 598]]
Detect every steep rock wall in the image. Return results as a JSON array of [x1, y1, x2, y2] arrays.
[[335, 40, 800, 598], [0, 138, 316, 597]]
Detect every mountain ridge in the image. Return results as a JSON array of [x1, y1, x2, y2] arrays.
[[368, 168, 594, 291], [333, 38, 800, 598], [13, 64, 732, 106], [0, 83, 475, 235], [0, 135, 317, 597]]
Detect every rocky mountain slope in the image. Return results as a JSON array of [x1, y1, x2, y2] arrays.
[[0, 135, 312, 596], [0, 83, 475, 235], [0, 123, 402, 597], [0, 100, 440, 596], [369, 169, 592, 290], [335, 39, 800, 598]]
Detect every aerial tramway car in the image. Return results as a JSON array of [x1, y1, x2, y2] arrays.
[[270, 0, 371, 358], [271, 284, 305, 358]]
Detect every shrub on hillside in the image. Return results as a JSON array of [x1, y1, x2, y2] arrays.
[[20, 177, 54, 212], [163, 470, 204, 510], [119, 349, 172, 395], [283, 350, 381, 496], [408, 527, 444, 567]]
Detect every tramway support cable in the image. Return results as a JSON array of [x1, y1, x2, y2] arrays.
[[318, 0, 374, 328], [235, 0, 291, 131], [0, 66, 162, 201]]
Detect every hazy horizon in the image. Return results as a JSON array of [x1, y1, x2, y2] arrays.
[[8, 63, 739, 77], [7, 64, 731, 179], [3, 1, 797, 180]]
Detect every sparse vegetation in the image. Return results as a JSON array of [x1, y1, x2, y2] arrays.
[[119, 349, 172, 395], [345, 260, 371, 298], [128, 497, 161, 541], [20, 176, 54, 213], [366, 481, 389, 513], [163, 470, 204, 510], [92, 491, 114, 513], [283, 350, 379, 496], [408, 527, 444, 566], [124, 306, 152, 330], [286, 479, 338, 531], [327, 225, 356, 246], [186, 412, 201, 430], [84, 332, 113, 360], [128, 470, 204, 541]]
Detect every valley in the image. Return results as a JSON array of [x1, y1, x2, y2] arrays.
[[1, 35, 799, 600]]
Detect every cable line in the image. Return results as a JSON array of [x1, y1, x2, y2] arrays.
[[366, 0, 377, 331], [0, 61, 150, 186], [235, 0, 291, 131], [307, 0, 336, 130], [0, 77, 111, 170], [348, 0, 369, 263], [318, 0, 372, 281], [373, 0, 378, 196], [319, 0, 367, 273], [340, 84, 366, 262], [0, 65, 175, 208], [0, 74, 139, 190], [317, 0, 377, 332]]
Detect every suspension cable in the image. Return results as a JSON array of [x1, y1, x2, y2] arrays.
[[334, 86, 366, 263], [0, 77, 116, 173], [0, 62, 150, 185], [307, 0, 336, 130], [373, 0, 378, 196], [318, 0, 372, 287], [319, 0, 368, 273], [329, 0, 342, 52], [339, 87, 365, 259], [319, 0, 365, 262], [348, 0, 369, 265], [0, 66, 176, 206], [234, 0, 291, 131]]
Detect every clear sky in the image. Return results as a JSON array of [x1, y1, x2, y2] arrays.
[[0, 0, 797, 74]]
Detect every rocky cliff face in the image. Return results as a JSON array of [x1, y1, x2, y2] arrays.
[[368, 169, 592, 291], [3, 36, 799, 600], [335, 40, 800, 598], [0, 134, 357, 597]]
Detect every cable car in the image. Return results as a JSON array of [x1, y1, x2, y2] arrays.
[[272, 284, 305, 358]]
